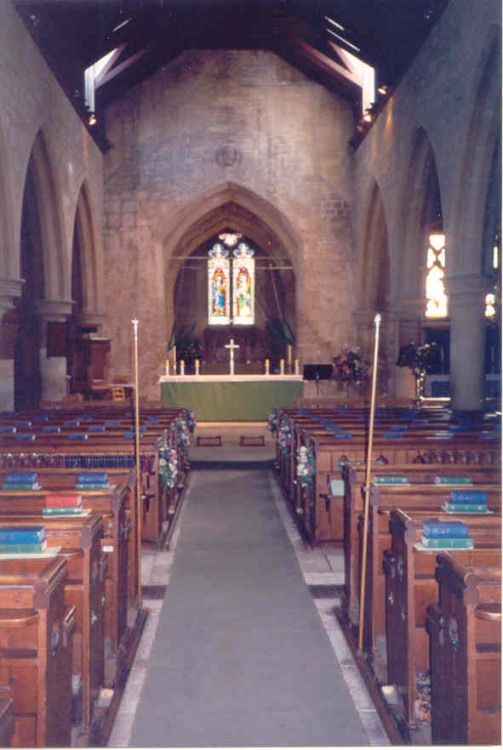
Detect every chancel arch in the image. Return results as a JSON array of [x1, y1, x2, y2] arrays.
[[163, 182, 300, 372]]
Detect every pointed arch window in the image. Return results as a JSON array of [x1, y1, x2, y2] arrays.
[[425, 232, 448, 318], [207, 233, 256, 326]]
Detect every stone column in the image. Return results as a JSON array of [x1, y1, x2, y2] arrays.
[[34, 299, 74, 403], [445, 274, 487, 412], [0, 277, 24, 411]]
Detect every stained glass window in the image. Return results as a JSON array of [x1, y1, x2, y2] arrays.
[[208, 243, 230, 325], [207, 234, 255, 326], [425, 233, 448, 318]]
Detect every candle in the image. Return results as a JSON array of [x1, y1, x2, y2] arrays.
[[265, 358, 270, 375], [280, 358, 285, 375], [172, 345, 177, 369], [195, 359, 200, 376], [294, 358, 299, 375], [180, 359, 185, 375], [165, 359, 170, 376], [287, 345, 292, 366]]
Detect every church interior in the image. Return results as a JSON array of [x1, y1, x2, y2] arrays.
[[0, 0, 501, 747]]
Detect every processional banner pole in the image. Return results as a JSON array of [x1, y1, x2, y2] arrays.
[[132, 318, 142, 603], [358, 313, 381, 653]]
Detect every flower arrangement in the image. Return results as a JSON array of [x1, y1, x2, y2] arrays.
[[296, 445, 315, 488], [159, 443, 178, 489], [176, 416, 191, 453], [267, 409, 279, 433], [183, 409, 196, 434], [332, 345, 369, 384], [277, 418, 292, 454]]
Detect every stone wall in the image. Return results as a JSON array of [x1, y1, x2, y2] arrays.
[[103, 50, 356, 397], [0, 1, 104, 409]]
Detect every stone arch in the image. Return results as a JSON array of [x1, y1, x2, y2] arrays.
[[451, 28, 501, 274], [400, 127, 442, 300], [0, 114, 17, 282], [162, 182, 301, 334], [358, 181, 389, 313], [23, 129, 67, 300], [72, 181, 102, 316]]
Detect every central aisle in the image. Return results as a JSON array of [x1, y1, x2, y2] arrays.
[[129, 467, 370, 747]]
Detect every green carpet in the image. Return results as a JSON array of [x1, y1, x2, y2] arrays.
[[129, 467, 370, 746]]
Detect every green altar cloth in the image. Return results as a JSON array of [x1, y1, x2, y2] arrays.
[[159, 374, 304, 421]]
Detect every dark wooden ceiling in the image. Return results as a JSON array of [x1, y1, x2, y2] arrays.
[[14, 0, 451, 120]]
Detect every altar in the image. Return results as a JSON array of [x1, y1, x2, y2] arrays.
[[159, 374, 304, 421]]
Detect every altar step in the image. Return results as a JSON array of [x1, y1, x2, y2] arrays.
[[189, 422, 275, 465], [192, 421, 275, 446]]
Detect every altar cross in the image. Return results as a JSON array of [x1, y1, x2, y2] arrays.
[[225, 337, 240, 376]]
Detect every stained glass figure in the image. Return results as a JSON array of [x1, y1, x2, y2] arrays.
[[208, 243, 230, 325], [232, 242, 255, 325]]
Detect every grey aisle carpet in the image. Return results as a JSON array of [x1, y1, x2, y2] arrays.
[[129, 467, 370, 747]]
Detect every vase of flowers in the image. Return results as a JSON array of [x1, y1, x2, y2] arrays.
[[332, 345, 369, 392]]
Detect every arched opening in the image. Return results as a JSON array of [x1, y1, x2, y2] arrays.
[[163, 183, 299, 374], [15, 151, 45, 410], [14, 131, 66, 410]]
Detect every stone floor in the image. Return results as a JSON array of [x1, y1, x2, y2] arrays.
[[107, 443, 390, 747]]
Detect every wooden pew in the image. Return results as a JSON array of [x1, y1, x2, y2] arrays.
[[0, 556, 76, 747], [0, 421, 187, 546], [0, 478, 131, 655], [358, 483, 501, 654], [383, 508, 501, 728], [0, 514, 105, 731], [427, 552, 501, 745], [342, 470, 501, 635], [281, 418, 500, 544]]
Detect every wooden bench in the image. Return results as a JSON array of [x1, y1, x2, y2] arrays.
[[361, 487, 501, 658], [0, 514, 105, 731], [280, 417, 500, 544], [427, 552, 501, 745], [0, 422, 187, 546], [383, 508, 501, 728], [0, 478, 131, 655], [342, 476, 501, 636], [0, 556, 76, 747], [340, 463, 501, 630]]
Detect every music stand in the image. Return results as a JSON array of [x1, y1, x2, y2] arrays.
[[303, 364, 333, 395]]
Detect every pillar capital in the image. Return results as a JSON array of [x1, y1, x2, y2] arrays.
[[387, 298, 424, 318], [33, 299, 74, 322], [445, 273, 488, 305], [74, 311, 107, 332]]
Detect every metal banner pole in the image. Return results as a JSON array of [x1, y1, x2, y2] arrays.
[[132, 318, 142, 604], [358, 313, 381, 653]]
